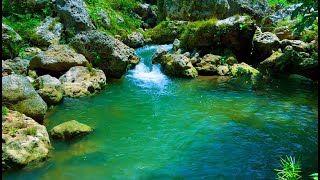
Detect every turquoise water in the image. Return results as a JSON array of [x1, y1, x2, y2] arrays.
[[3, 45, 318, 179]]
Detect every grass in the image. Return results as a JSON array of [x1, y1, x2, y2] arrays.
[[274, 156, 301, 180], [23, 127, 37, 136], [2, 106, 7, 115]]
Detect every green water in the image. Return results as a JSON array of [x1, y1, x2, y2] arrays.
[[3, 45, 318, 179]]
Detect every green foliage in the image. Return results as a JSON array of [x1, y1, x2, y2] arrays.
[[23, 127, 37, 136], [4, 126, 18, 136], [2, 106, 7, 115], [291, 0, 318, 34], [310, 173, 318, 180], [274, 156, 301, 180]]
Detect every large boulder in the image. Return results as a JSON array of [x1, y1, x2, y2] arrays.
[[124, 32, 146, 48], [180, 15, 256, 62], [59, 66, 106, 97], [280, 39, 310, 52], [2, 62, 13, 77], [2, 109, 51, 171], [55, 0, 95, 31], [252, 29, 280, 63], [2, 57, 30, 76], [155, 53, 198, 78], [152, 45, 170, 64], [2, 24, 22, 60], [134, 3, 157, 28], [50, 120, 93, 140], [195, 54, 222, 75], [70, 30, 140, 78], [30, 44, 89, 75], [157, 0, 270, 21], [259, 46, 318, 79], [34, 75, 64, 105], [31, 16, 63, 47], [2, 74, 47, 122]]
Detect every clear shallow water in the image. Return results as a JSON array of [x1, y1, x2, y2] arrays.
[[3, 44, 318, 180]]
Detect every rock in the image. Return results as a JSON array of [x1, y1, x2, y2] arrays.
[[152, 45, 170, 64], [97, 10, 111, 29], [217, 65, 230, 76], [50, 120, 93, 140], [230, 62, 260, 77], [181, 15, 256, 62], [59, 66, 106, 97], [190, 53, 200, 65], [134, 3, 157, 27], [55, 0, 95, 31], [269, 3, 302, 24], [124, 32, 146, 48], [34, 75, 64, 105], [159, 54, 198, 78], [259, 46, 318, 79], [2, 61, 13, 77], [252, 29, 280, 63], [280, 39, 310, 52], [2, 109, 51, 171], [274, 26, 297, 40], [2, 74, 47, 122], [30, 44, 89, 74], [2, 57, 30, 76], [20, 47, 42, 60], [116, 14, 124, 23], [2, 23, 22, 60], [158, 0, 270, 21], [288, 74, 313, 85], [31, 16, 63, 47], [195, 54, 222, 75], [70, 30, 140, 78], [173, 39, 180, 51]]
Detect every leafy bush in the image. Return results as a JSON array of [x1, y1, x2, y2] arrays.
[[274, 156, 301, 180], [291, 0, 318, 34]]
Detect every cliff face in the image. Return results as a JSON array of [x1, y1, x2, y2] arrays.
[[157, 0, 271, 21]]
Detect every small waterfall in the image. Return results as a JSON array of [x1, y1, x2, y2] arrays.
[[127, 44, 173, 88]]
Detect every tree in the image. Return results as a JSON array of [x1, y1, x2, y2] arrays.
[[291, 0, 318, 34]]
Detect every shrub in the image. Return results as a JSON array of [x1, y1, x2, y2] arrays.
[[274, 156, 301, 180]]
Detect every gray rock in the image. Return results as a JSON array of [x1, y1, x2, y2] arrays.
[[30, 44, 89, 73], [280, 39, 310, 52], [2, 74, 47, 122], [152, 45, 169, 64], [50, 120, 93, 140], [97, 10, 111, 29], [124, 32, 146, 48], [55, 0, 95, 31], [173, 39, 180, 51], [34, 75, 64, 105], [31, 16, 63, 47], [217, 65, 230, 76], [2, 24, 22, 60], [252, 29, 280, 62], [195, 54, 222, 75], [59, 66, 106, 97], [70, 30, 140, 78], [2, 109, 51, 171], [2, 61, 13, 77], [2, 57, 30, 76]]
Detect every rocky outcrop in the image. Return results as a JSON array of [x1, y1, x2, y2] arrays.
[[2, 109, 51, 171], [59, 66, 106, 97], [124, 32, 146, 48], [70, 30, 140, 78], [134, 3, 157, 28], [274, 26, 298, 40], [259, 46, 318, 79], [2, 57, 30, 76], [30, 44, 89, 74], [97, 10, 111, 29], [55, 0, 95, 31], [2, 62, 13, 77], [2, 74, 47, 122], [195, 54, 222, 75], [181, 15, 256, 62], [31, 16, 63, 47], [155, 53, 198, 78], [2, 24, 22, 60], [252, 29, 280, 63], [157, 0, 270, 21], [50, 120, 93, 140], [280, 39, 310, 52], [34, 75, 64, 105], [152, 45, 170, 64]]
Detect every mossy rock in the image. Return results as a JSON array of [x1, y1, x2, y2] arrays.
[[50, 120, 93, 140]]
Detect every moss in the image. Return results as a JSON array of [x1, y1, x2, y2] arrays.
[[23, 127, 37, 136], [2, 106, 7, 115]]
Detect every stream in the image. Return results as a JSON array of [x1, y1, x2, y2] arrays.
[[3, 44, 318, 179]]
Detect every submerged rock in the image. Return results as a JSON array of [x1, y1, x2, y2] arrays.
[[2, 109, 51, 171], [59, 66, 106, 97], [195, 54, 222, 75], [50, 120, 93, 140], [70, 30, 140, 78], [34, 75, 64, 105], [30, 44, 89, 74], [2, 23, 22, 60], [2, 74, 47, 122]]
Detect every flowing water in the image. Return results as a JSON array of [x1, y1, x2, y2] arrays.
[[3, 44, 318, 179]]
